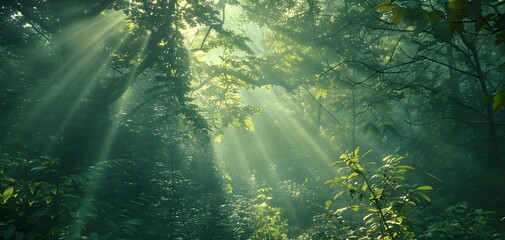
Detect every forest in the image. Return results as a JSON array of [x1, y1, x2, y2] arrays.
[[0, 0, 504, 239]]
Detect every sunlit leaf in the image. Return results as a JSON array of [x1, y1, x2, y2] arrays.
[[363, 213, 374, 221], [31, 166, 46, 172], [350, 204, 361, 211], [374, 2, 398, 13], [2, 187, 14, 203], [348, 172, 359, 179], [214, 134, 224, 143], [492, 89, 505, 111], [392, 175, 405, 180], [417, 185, 433, 191], [324, 179, 335, 185], [362, 182, 368, 192], [365, 206, 379, 212], [244, 117, 255, 131], [325, 200, 332, 208], [397, 165, 414, 170], [417, 192, 431, 202]]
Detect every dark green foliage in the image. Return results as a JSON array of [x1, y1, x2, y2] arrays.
[[420, 202, 502, 240]]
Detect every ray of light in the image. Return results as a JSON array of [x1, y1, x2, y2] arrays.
[[42, 29, 133, 153], [27, 12, 128, 114], [60, 24, 153, 238], [213, 127, 255, 188], [67, 88, 133, 237], [213, 87, 344, 229], [14, 11, 151, 237], [242, 88, 337, 176]]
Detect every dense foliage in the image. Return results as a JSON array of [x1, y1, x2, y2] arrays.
[[1, 0, 504, 239]]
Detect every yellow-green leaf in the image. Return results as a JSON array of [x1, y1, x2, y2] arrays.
[[492, 89, 505, 111], [315, 88, 328, 99], [397, 165, 415, 170], [362, 182, 368, 192], [214, 134, 224, 143], [348, 172, 359, 179], [417, 192, 431, 202], [417, 185, 433, 191], [324, 179, 334, 185], [448, 0, 468, 10], [325, 200, 332, 208], [244, 117, 255, 131], [391, 7, 406, 24], [374, 2, 398, 13], [3, 187, 14, 203]]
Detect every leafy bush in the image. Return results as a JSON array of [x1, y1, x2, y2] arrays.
[[323, 148, 431, 239], [420, 202, 502, 240]]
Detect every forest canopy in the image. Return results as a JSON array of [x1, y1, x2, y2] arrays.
[[0, 0, 504, 239]]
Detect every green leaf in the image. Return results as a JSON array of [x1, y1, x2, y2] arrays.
[[124, 218, 144, 226], [348, 172, 359, 179], [432, 21, 454, 43], [3, 187, 14, 203], [374, 2, 398, 13], [417, 185, 433, 191], [324, 179, 335, 185], [417, 192, 431, 202], [447, 0, 467, 9], [391, 7, 406, 24], [362, 182, 368, 193], [244, 117, 255, 131], [63, 177, 73, 185], [492, 89, 505, 111], [325, 200, 332, 208], [350, 204, 361, 211], [31, 166, 46, 173], [397, 165, 415, 170]]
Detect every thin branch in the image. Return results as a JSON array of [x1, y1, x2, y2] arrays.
[[302, 86, 351, 131], [404, 117, 505, 127]]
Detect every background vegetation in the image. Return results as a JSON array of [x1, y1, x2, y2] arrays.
[[0, 0, 504, 239]]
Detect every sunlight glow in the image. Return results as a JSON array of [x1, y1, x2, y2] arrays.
[[213, 87, 341, 227]]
